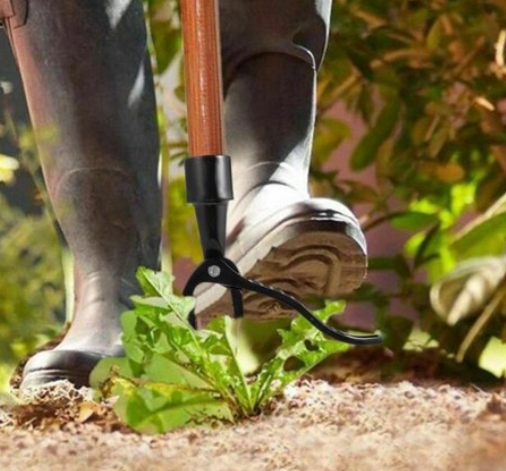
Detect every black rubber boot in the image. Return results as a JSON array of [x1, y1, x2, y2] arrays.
[[195, 0, 367, 323], [1, 0, 161, 388]]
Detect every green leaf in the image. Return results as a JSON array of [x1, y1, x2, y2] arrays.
[[313, 118, 351, 165], [207, 316, 289, 375], [413, 223, 442, 269], [136, 267, 175, 300], [151, 25, 181, 74], [475, 168, 506, 213], [136, 267, 195, 319], [426, 18, 443, 50], [351, 100, 401, 170], [378, 314, 414, 352], [427, 125, 450, 159], [452, 199, 506, 259], [478, 337, 506, 378], [0, 154, 19, 183], [89, 357, 134, 390], [346, 47, 374, 80], [368, 255, 411, 277], [146, 0, 181, 74], [167, 177, 202, 263], [112, 378, 233, 434], [144, 354, 212, 389], [205, 317, 254, 414], [250, 301, 349, 407], [390, 211, 439, 231]]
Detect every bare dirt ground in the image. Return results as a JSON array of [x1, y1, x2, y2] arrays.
[[1, 350, 506, 471]]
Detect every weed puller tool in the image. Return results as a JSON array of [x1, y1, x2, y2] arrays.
[[180, 0, 382, 346]]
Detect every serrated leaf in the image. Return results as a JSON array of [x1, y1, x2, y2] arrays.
[[112, 378, 233, 434], [205, 317, 254, 413], [136, 267, 175, 300], [250, 301, 349, 407]]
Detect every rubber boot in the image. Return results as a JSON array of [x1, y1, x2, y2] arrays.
[[1, 0, 161, 388], [196, 0, 367, 323]]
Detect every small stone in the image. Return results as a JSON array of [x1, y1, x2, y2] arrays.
[[187, 431, 199, 444], [486, 394, 506, 415]]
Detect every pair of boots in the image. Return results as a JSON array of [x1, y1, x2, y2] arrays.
[[1, 0, 367, 388]]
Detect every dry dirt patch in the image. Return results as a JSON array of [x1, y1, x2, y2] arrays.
[[1, 379, 506, 471]]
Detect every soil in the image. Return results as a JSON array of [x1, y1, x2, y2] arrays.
[[1, 350, 506, 471]]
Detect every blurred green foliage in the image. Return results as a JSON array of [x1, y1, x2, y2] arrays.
[[0, 74, 65, 389], [0, 192, 63, 385], [313, 0, 506, 373], [0, 141, 64, 389]]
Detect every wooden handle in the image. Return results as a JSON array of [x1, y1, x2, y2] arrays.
[[181, 0, 225, 157]]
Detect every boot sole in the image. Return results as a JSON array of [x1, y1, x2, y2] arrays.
[[195, 213, 367, 326]]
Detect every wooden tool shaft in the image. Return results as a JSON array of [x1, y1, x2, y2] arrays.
[[181, 0, 225, 157]]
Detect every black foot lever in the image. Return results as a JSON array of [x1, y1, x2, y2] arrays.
[[183, 257, 382, 346]]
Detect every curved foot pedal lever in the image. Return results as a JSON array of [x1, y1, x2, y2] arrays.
[[183, 257, 383, 346]]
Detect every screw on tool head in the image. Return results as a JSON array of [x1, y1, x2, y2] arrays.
[[208, 265, 221, 278]]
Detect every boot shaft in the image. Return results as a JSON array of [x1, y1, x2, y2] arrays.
[[218, 0, 332, 229], [1, 0, 161, 297]]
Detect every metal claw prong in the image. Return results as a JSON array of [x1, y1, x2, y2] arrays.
[[230, 288, 243, 319], [188, 308, 197, 328]]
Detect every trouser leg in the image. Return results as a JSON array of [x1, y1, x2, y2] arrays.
[[1, 0, 161, 386]]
